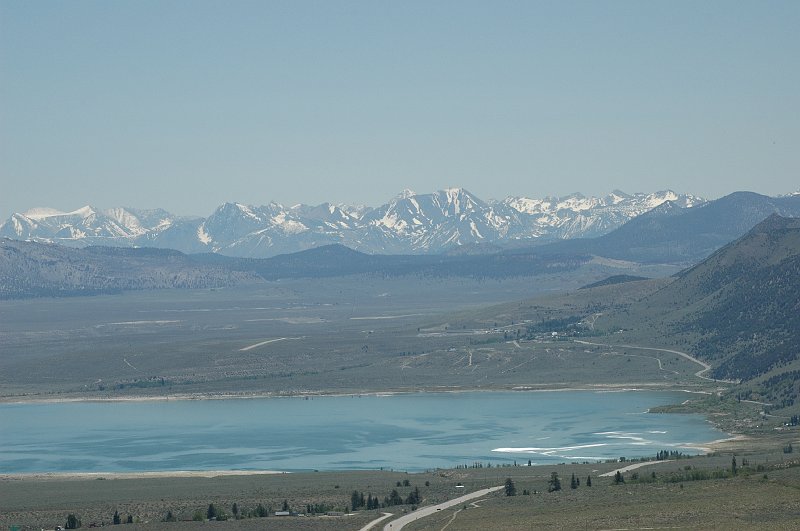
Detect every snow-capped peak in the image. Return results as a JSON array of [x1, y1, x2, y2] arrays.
[[22, 207, 68, 220], [0, 204, 177, 242], [233, 203, 260, 220], [22, 205, 97, 219], [395, 189, 417, 200], [604, 190, 631, 204], [71, 205, 96, 217]]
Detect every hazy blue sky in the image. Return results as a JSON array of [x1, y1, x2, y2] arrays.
[[1, 1, 798, 216]]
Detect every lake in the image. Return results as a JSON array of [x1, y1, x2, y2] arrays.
[[0, 391, 723, 473]]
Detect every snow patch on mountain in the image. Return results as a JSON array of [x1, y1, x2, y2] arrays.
[[196, 223, 212, 245]]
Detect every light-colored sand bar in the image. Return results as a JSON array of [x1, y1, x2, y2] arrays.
[[0, 470, 287, 481]]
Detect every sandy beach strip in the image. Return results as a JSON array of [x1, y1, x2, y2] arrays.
[[0, 470, 288, 481], [0, 383, 714, 405], [681, 434, 750, 453]]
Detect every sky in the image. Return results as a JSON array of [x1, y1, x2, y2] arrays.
[[1, 1, 798, 217]]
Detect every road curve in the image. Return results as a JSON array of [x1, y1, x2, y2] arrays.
[[358, 512, 394, 531], [573, 340, 737, 383], [382, 486, 504, 531]]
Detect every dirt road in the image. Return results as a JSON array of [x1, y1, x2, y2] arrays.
[[573, 340, 737, 383]]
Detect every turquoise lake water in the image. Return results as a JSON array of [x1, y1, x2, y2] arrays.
[[0, 391, 723, 473]]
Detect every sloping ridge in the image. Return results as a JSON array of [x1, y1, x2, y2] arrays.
[[621, 215, 800, 386], [0, 239, 258, 298], [230, 244, 589, 281], [676, 215, 800, 383], [579, 274, 649, 290]]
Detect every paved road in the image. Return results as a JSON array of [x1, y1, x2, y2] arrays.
[[382, 486, 504, 531]]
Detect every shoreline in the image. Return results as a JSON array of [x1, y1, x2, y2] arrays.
[[0, 470, 288, 481], [0, 435, 749, 482], [0, 382, 713, 405], [681, 434, 750, 453]]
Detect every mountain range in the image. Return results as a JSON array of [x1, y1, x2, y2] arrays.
[[0, 189, 703, 257], [3, 189, 800, 298]]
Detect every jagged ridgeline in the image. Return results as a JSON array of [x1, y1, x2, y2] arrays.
[[0, 189, 704, 257]]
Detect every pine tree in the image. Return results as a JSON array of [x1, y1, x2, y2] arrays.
[[548, 472, 561, 492], [388, 489, 403, 506], [405, 486, 421, 505], [732, 456, 738, 476], [614, 471, 625, 484], [504, 477, 516, 496], [113, 510, 121, 525], [207, 503, 217, 520], [570, 473, 578, 489], [586, 475, 592, 487]]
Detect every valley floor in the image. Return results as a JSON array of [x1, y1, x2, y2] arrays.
[[2, 277, 798, 529]]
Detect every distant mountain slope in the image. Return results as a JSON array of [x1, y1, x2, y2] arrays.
[[478, 214, 800, 409], [0, 206, 180, 245], [0, 188, 702, 257], [534, 191, 800, 264], [0, 239, 259, 299], [192, 243, 591, 281], [670, 215, 800, 381], [501, 189, 703, 240], [0, 236, 594, 299], [579, 274, 649, 290], [600, 215, 800, 388]]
